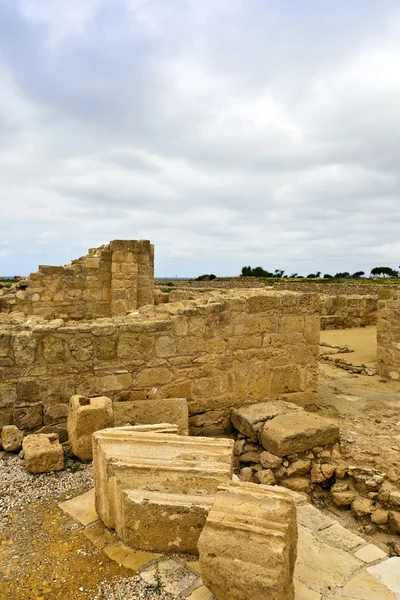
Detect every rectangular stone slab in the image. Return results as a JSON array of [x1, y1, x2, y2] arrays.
[[231, 401, 304, 441], [93, 426, 234, 528], [113, 397, 189, 435], [260, 412, 339, 457]]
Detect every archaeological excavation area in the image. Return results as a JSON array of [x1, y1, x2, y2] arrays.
[[1, 240, 400, 600]]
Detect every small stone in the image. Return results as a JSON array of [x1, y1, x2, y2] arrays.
[[310, 464, 326, 483], [239, 451, 261, 464], [387, 467, 398, 483], [332, 491, 355, 507], [286, 459, 311, 477], [239, 467, 254, 482], [281, 477, 310, 493], [351, 497, 373, 517], [371, 509, 389, 525], [1, 425, 23, 453], [321, 464, 336, 479], [335, 466, 347, 479], [389, 491, 400, 507], [255, 469, 276, 486], [390, 511, 400, 533], [259, 451, 282, 469]]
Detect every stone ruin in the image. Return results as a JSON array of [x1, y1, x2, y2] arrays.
[[1, 239, 400, 598], [0, 239, 154, 319]]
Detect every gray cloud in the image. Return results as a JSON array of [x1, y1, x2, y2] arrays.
[[0, 0, 400, 277]]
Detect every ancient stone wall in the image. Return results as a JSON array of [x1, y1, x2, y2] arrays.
[[156, 288, 377, 330], [377, 290, 400, 380], [274, 281, 394, 296], [0, 240, 154, 320], [320, 294, 377, 329], [0, 291, 319, 435]]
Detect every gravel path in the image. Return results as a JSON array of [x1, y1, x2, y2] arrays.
[[0, 453, 185, 599], [0, 453, 94, 531]]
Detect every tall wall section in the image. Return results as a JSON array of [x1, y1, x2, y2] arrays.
[[0, 240, 154, 320], [377, 290, 400, 380], [0, 291, 319, 435]]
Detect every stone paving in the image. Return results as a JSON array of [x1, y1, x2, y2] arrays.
[[59, 487, 400, 600]]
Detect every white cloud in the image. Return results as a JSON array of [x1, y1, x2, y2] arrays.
[[0, 0, 399, 276]]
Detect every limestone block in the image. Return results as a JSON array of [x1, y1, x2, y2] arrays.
[[114, 398, 189, 435], [198, 482, 297, 600], [260, 413, 339, 457], [13, 405, 43, 430], [231, 401, 304, 442], [1, 425, 23, 452], [68, 395, 114, 460], [93, 427, 234, 530], [115, 487, 213, 553], [23, 433, 64, 473]]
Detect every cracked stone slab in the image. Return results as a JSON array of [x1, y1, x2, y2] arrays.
[[83, 521, 118, 549], [342, 571, 397, 599], [354, 544, 387, 564], [58, 488, 98, 526], [104, 541, 161, 572], [367, 558, 400, 599], [295, 525, 361, 593], [296, 504, 336, 532], [294, 579, 322, 599], [316, 522, 365, 552]]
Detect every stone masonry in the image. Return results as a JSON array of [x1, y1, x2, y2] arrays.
[[377, 289, 400, 380], [0, 240, 154, 319], [0, 290, 319, 435]]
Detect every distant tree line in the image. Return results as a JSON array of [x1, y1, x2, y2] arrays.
[[240, 266, 400, 279]]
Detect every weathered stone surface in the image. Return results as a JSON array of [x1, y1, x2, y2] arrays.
[[198, 482, 297, 600], [367, 557, 400, 597], [113, 397, 189, 435], [68, 395, 114, 460], [354, 544, 387, 564], [260, 450, 282, 469], [371, 508, 389, 524], [1, 425, 23, 452], [352, 497, 373, 517], [116, 487, 213, 553], [255, 469, 275, 485], [316, 522, 365, 552], [231, 401, 304, 441], [342, 571, 397, 599], [260, 412, 339, 457], [59, 488, 98, 526], [22, 433, 64, 473], [296, 504, 335, 532], [332, 491, 356, 507], [93, 426, 234, 552], [295, 525, 361, 593], [13, 405, 43, 430]]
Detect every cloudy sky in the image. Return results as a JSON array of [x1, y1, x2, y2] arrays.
[[0, 0, 400, 277]]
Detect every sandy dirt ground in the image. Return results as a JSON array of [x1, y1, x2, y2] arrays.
[[321, 325, 377, 367], [1, 326, 400, 599]]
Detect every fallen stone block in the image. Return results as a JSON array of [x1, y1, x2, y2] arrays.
[[93, 426, 234, 531], [198, 481, 297, 600], [23, 433, 64, 473], [260, 412, 339, 457], [1, 425, 23, 452], [231, 401, 304, 441], [68, 395, 114, 460], [113, 397, 189, 435], [115, 487, 214, 553]]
